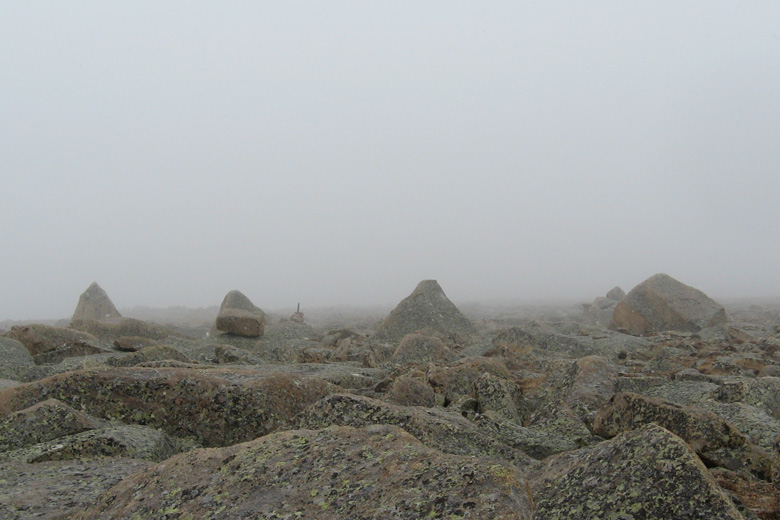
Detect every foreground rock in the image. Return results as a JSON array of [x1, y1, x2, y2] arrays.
[[4, 324, 99, 357], [609, 273, 728, 335], [373, 280, 476, 344], [0, 367, 334, 447], [300, 393, 535, 467], [215, 290, 266, 337], [1, 458, 154, 520], [78, 425, 534, 520], [531, 424, 745, 519], [70, 282, 121, 323]]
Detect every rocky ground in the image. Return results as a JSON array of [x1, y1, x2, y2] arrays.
[[1, 281, 780, 519]]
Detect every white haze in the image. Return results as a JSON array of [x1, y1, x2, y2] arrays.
[[2, 2, 779, 320]]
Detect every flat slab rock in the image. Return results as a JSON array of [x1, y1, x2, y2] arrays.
[[78, 424, 534, 520]]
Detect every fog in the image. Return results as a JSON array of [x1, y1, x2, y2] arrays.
[[2, 2, 780, 320]]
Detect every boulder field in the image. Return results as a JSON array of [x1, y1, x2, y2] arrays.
[[1, 278, 780, 519]]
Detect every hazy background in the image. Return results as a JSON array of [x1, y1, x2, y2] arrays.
[[2, 2, 779, 320]]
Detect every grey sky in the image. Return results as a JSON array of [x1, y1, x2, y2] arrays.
[[2, 2, 779, 320]]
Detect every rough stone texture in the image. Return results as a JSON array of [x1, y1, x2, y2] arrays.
[[71, 317, 180, 342], [33, 340, 109, 365], [593, 392, 747, 453], [554, 355, 621, 416], [474, 412, 582, 460], [373, 280, 476, 344], [299, 393, 535, 468], [0, 398, 106, 453], [427, 356, 511, 404], [474, 371, 522, 424], [0, 368, 334, 447], [1, 458, 154, 520], [390, 333, 458, 366], [609, 273, 728, 335], [384, 376, 436, 407], [70, 282, 121, 323], [215, 290, 266, 337], [4, 324, 100, 357], [531, 424, 745, 520], [106, 344, 192, 367], [0, 338, 34, 366], [3, 424, 179, 464], [113, 336, 157, 352], [78, 425, 534, 520]]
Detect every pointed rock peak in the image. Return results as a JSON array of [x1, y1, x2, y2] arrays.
[[373, 279, 475, 344], [71, 282, 121, 324]]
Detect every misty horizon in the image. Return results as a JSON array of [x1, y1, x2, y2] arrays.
[[3, 2, 779, 321]]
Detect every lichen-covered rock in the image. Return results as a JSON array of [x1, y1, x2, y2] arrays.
[[427, 356, 511, 404], [390, 333, 458, 366], [384, 376, 436, 407], [70, 282, 121, 323], [4, 324, 100, 357], [213, 344, 263, 365], [554, 355, 620, 416], [711, 468, 780, 520], [609, 273, 728, 335], [71, 318, 180, 342], [0, 368, 334, 447], [0, 338, 34, 366], [711, 378, 780, 420], [4, 424, 179, 464], [1, 458, 154, 520], [0, 399, 106, 453], [300, 393, 535, 467], [113, 336, 157, 352], [474, 371, 523, 424], [373, 280, 476, 344], [473, 412, 581, 459], [78, 425, 534, 520], [215, 290, 266, 337], [107, 344, 192, 367], [33, 340, 109, 365], [593, 392, 747, 453], [531, 424, 745, 519]]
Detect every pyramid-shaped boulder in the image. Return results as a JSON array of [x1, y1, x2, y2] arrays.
[[373, 280, 475, 343], [215, 290, 266, 337], [608, 273, 727, 335], [71, 282, 121, 324]]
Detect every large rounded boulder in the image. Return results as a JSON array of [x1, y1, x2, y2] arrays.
[[609, 273, 727, 335]]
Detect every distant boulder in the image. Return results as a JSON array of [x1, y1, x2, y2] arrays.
[[582, 286, 625, 327], [71, 282, 121, 324], [215, 290, 266, 338], [608, 273, 727, 335], [373, 280, 475, 344]]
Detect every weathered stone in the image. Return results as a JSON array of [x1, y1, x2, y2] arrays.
[[0, 399, 106, 453], [107, 344, 192, 367], [390, 333, 458, 366], [79, 425, 534, 520], [33, 341, 109, 365], [0, 368, 334, 447], [426, 356, 511, 404], [113, 336, 156, 352], [70, 282, 121, 323], [593, 392, 746, 453], [373, 280, 475, 344], [609, 273, 728, 335], [4, 324, 99, 357], [531, 424, 745, 519], [0, 338, 34, 366], [474, 371, 522, 424], [300, 393, 535, 468], [215, 290, 266, 337], [384, 376, 436, 407], [606, 286, 626, 301], [71, 318, 179, 342], [1, 458, 154, 520]]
